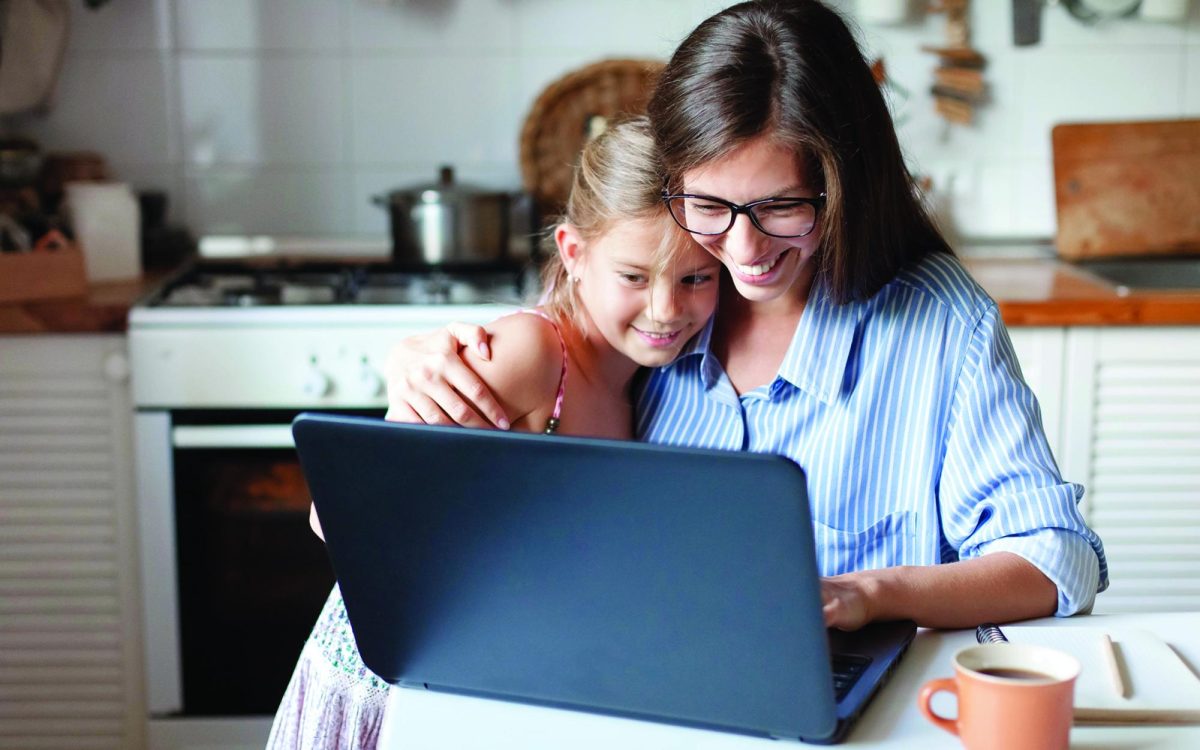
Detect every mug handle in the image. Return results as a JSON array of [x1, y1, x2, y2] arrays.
[[917, 678, 959, 736]]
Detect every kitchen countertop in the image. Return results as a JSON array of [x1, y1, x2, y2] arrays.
[[962, 256, 1200, 326], [1, 255, 1199, 335], [0, 273, 166, 334]]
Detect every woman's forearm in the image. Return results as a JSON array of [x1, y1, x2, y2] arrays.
[[829, 552, 1058, 630]]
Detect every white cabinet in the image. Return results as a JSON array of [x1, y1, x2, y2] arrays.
[[0, 335, 145, 750], [1010, 327, 1200, 613], [1060, 328, 1200, 614]]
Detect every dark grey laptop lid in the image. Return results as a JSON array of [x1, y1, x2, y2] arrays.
[[294, 413, 839, 740]]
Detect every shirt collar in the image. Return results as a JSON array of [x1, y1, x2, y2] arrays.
[[774, 275, 866, 404], [664, 274, 865, 402], [669, 308, 720, 388]]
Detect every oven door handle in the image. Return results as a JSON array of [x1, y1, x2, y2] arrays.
[[171, 424, 295, 449]]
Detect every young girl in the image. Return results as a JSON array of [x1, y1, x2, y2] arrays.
[[266, 117, 720, 749], [382, 0, 1107, 633]]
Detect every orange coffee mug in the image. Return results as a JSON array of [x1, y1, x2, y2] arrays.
[[918, 643, 1080, 750]]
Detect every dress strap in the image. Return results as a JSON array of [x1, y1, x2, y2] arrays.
[[516, 309, 567, 434]]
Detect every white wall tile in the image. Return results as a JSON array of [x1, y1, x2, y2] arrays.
[[19, 56, 176, 166], [184, 168, 353, 234], [1010, 158, 1058, 238], [349, 56, 520, 168], [345, 0, 515, 52], [966, 0, 1015, 52], [890, 50, 1022, 168], [941, 162, 1018, 238], [1186, 40, 1200, 113], [514, 51, 622, 132], [175, 0, 343, 51], [68, 0, 171, 51], [12, 0, 1199, 239], [1016, 49, 1185, 160], [514, 0, 705, 56], [179, 56, 346, 165]]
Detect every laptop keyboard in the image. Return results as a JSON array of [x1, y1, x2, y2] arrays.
[[831, 654, 872, 701]]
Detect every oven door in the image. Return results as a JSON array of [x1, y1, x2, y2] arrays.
[[136, 410, 358, 717]]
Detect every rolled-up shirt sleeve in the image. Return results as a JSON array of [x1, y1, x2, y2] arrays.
[[938, 304, 1108, 616]]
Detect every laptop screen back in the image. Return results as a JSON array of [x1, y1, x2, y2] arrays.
[[293, 414, 839, 740]]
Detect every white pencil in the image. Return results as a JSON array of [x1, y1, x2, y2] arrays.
[[1101, 633, 1129, 699]]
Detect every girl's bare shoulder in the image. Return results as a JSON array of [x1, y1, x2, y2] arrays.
[[463, 310, 566, 421]]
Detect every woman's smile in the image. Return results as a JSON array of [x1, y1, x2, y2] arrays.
[[730, 247, 793, 283]]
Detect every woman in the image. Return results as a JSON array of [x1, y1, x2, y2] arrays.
[[383, 0, 1107, 631]]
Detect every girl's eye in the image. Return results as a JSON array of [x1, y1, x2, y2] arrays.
[[682, 274, 714, 286], [618, 272, 647, 284]]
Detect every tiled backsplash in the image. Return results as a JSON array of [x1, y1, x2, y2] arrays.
[[7, 0, 1199, 240]]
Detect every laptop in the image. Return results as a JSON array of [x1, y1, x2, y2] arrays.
[[292, 413, 915, 744]]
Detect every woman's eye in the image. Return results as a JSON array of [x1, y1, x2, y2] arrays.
[[687, 201, 726, 215], [619, 273, 647, 284], [682, 274, 713, 286], [759, 201, 804, 216]]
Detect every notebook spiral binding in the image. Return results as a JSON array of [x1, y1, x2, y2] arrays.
[[976, 623, 1010, 644]]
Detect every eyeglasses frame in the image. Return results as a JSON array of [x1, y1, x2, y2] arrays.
[[662, 192, 828, 239]]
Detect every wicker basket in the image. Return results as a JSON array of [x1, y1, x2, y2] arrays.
[[519, 58, 665, 213]]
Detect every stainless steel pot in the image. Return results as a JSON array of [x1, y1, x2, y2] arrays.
[[373, 166, 512, 266]]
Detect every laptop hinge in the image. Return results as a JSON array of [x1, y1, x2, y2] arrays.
[[396, 680, 429, 690]]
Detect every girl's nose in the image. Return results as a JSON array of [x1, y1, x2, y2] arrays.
[[649, 278, 682, 324]]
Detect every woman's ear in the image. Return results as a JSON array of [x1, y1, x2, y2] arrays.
[[555, 224, 585, 279]]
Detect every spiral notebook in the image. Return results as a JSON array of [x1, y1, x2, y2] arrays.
[[1004, 625, 1200, 723]]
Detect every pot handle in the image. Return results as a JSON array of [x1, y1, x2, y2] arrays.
[[371, 193, 387, 208]]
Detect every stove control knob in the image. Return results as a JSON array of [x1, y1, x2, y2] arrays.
[[302, 367, 332, 398], [356, 365, 384, 400]]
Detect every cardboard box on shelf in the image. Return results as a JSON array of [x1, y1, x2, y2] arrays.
[[0, 243, 88, 304]]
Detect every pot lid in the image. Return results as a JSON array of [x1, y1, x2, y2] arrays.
[[392, 165, 504, 204]]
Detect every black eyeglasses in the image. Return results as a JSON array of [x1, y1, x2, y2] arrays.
[[663, 193, 826, 239]]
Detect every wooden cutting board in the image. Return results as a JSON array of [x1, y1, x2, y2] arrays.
[[1052, 119, 1200, 260]]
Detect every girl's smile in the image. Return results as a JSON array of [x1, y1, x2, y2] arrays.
[[632, 326, 683, 349]]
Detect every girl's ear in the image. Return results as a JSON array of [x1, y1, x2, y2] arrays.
[[555, 224, 585, 277]]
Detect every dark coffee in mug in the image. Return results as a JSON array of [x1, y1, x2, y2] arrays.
[[976, 667, 1053, 681], [920, 644, 1080, 750]]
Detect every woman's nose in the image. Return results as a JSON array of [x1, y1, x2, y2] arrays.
[[721, 213, 768, 262]]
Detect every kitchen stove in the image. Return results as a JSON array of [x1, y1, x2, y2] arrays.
[[128, 242, 532, 748], [131, 259, 530, 408]]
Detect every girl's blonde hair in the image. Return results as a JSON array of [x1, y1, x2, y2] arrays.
[[539, 117, 695, 327]]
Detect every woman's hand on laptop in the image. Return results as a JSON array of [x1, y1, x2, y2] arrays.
[[821, 573, 875, 631], [383, 323, 510, 429]]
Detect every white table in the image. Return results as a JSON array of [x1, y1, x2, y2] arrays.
[[380, 612, 1200, 748]]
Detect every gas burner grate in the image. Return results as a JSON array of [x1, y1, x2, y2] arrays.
[[151, 264, 529, 308]]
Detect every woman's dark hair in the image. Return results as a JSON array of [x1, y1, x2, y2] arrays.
[[648, 0, 951, 303]]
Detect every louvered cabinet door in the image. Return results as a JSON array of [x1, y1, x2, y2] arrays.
[[1062, 328, 1200, 614], [0, 336, 144, 750]]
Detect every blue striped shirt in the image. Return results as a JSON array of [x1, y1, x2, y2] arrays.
[[634, 252, 1108, 616]]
